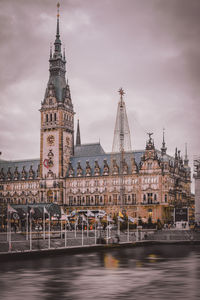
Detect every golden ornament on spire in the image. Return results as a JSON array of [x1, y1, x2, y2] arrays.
[[57, 2, 60, 17]]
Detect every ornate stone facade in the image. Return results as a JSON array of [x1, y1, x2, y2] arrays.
[[0, 4, 192, 224]]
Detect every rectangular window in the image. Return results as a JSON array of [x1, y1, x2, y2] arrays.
[[147, 193, 153, 204], [95, 195, 99, 205]]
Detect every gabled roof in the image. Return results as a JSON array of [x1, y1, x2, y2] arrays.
[[74, 143, 105, 157], [69, 149, 145, 177]]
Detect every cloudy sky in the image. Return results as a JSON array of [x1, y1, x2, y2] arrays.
[[0, 0, 199, 173]]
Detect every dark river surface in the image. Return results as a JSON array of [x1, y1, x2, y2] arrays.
[[0, 244, 200, 300]]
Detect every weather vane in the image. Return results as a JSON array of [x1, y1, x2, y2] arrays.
[[118, 88, 125, 98]]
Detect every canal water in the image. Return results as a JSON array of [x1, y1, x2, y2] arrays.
[[0, 244, 200, 300]]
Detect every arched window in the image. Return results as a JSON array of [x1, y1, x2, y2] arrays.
[[50, 113, 52, 122], [54, 113, 56, 121], [46, 114, 48, 122], [143, 194, 146, 202], [154, 194, 157, 202]]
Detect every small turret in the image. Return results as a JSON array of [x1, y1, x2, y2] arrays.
[[76, 119, 81, 146], [161, 128, 167, 155], [184, 143, 189, 167]]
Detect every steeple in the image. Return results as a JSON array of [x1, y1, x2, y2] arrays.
[[184, 143, 189, 166], [161, 128, 167, 155], [76, 119, 81, 146], [112, 88, 132, 153], [54, 2, 62, 56], [43, 2, 73, 105]]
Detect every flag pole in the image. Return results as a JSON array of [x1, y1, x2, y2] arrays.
[[127, 218, 129, 242], [43, 207, 45, 240], [82, 216, 83, 246], [95, 219, 96, 245], [65, 220, 67, 248], [30, 210, 32, 251], [26, 207, 28, 241], [106, 215, 108, 244], [8, 211, 11, 252], [7, 205, 9, 242], [87, 211, 88, 238], [75, 218, 77, 239], [48, 213, 50, 249], [60, 215, 62, 240]]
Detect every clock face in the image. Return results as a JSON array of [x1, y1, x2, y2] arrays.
[[47, 135, 55, 146]]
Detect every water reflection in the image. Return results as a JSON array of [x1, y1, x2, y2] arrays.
[[0, 245, 200, 299], [104, 254, 119, 269]]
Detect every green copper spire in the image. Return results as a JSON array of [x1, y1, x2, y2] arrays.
[[43, 2, 73, 108]]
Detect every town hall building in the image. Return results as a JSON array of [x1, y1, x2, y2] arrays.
[[0, 4, 192, 224]]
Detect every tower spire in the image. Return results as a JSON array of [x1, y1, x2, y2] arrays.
[[56, 2, 60, 38], [112, 88, 132, 153], [161, 128, 167, 155], [76, 119, 81, 146], [54, 2, 62, 56], [45, 2, 70, 103], [184, 143, 189, 166]]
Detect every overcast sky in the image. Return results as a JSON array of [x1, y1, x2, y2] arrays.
[[0, 0, 199, 175]]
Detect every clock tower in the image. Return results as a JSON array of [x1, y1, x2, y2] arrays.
[[40, 3, 74, 192]]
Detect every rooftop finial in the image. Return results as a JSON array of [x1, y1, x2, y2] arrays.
[[57, 2, 60, 17], [184, 143, 189, 166], [161, 127, 167, 155], [147, 132, 153, 141], [54, 2, 61, 55], [146, 132, 154, 150], [118, 88, 125, 102], [63, 44, 66, 60], [50, 42, 52, 58], [56, 2, 60, 38], [185, 143, 188, 158]]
